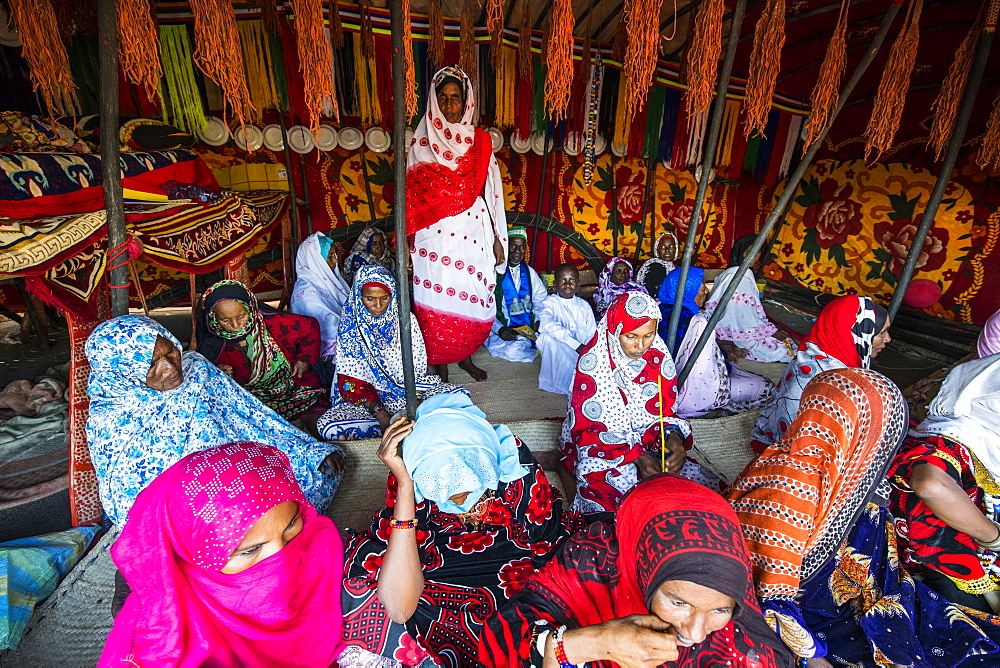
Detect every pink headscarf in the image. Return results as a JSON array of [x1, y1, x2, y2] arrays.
[[100, 442, 344, 667], [978, 309, 1000, 358]]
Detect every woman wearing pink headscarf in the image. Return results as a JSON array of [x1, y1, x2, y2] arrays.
[[406, 66, 508, 382], [99, 442, 344, 667]]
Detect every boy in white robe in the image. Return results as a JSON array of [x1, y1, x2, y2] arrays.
[[485, 228, 549, 363], [536, 263, 597, 395]]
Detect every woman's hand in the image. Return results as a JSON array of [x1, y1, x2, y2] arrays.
[[322, 451, 346, 476], [551, 615, 679, 668], [664, 431, 686, 473], [636, 453, 661, 480], [493, 236, 506, 267], [378, 416, 414, 482], [293, 360, 310, 378]]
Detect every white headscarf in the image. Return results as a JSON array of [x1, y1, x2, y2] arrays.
[[291, 232, 351, 358], [915, 352, 1000, 480]]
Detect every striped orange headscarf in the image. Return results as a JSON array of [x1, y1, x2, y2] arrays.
[[727, 368, 907, 600]]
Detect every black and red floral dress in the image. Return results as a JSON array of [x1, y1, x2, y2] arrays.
[[340, 442, 581, 667]]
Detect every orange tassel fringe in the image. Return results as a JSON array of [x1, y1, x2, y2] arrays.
[[291, 0, 339, 131], [7, 0, 78, 117], [623, 0, 663, 121], [118, 0, 162, 101], [979, 94, 1000, 170], [460, 0, 479, 82], [428, 0, 446, 71], [403, 0, 418, 121], [189, 0, 255, 131], [611, 12, 628, 63], [329, 0, 345, 50], [803, 0, 849, 151], [518, 1, 533, 81], [864, 0, 923, 163], [927, 11, 980, 161], [360, 0, 376, 60], [545, 0, 575, 122], [683, 0, 724, 119], [487, 0, 505, 67], [743, 0, 785, 139]]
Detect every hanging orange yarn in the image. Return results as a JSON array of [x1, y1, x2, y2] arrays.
[[291, 0, 339, 131], [802, 0, 848, 151], [487, 0, 505, 67], [743, 0, 785, 139], [428, 0, 446, 70], [189, 0, 255, 131], [252, 0, 280, 35], [683, 0, 724, 119], [545, 0, 575, 121], [460, 0, 479, 81], [329, 0, 345, 49], [979, 94, 1000, 170], [611, 12, 628, 63], [518, 1, 533, 80], [622, 0, 662, 121], [402, 0, 418, 121], [6, 0, 78, 117], [360, 0, 376, 60], [864, 0, 923, 163], [117, 0, 162, 101], [927, 12, 980, 161]]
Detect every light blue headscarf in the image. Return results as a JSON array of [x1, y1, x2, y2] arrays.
[[85, 315, 339, 524], [403, 393, 527, 514]]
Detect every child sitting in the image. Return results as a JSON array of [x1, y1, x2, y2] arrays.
[[536, 264, 597, 395]]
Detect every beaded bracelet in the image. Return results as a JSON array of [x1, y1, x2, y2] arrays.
[[389, 518, 418, 530], [553, 625, 575, 668]]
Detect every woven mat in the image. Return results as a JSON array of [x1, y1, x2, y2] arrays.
[[735, 358, 787, 385], [1, 528, 118, 668], [688, 409, 760, 484], [446, 348, 570, 424]]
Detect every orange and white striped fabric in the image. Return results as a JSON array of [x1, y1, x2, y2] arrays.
[[728, 367, 907, 600]]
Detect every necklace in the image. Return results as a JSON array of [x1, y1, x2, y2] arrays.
[[456, 490, 495, 529]]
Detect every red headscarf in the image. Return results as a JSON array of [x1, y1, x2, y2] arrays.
[[801, 295, 887, 368], [100, 442, 344, 667], [526, 475, 792, 666]]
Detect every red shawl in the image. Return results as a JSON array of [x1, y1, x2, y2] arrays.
[[405, 127, 494, 236]]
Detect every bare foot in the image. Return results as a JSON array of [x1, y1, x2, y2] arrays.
[[431, 364, 449, 382], [806, 658, 833, 668], [458, 357, 488, 382]]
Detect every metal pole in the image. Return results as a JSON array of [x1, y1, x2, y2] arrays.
[[278, 115, 301, 242], [887, 14, 996, 319], [389, 0, 417, 416], [610, 151, 620, 256], [665, 0, 747, 351], [633, 155, 657, 266], [677, 2, 902, 386], [98, 0, 129, 317], [530, 124, 552, 265]]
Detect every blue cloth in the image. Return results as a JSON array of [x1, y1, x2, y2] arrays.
[[500, 261, 534, 329], [403, 394, 528, 514], [769, 504, 1000, 666], [658, 266, 704, 354], [316, 233, 334, 261], [85, 315, 340, 524], [0, 525, 100, 650]]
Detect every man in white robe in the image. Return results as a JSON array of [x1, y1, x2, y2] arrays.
[[485, 228, 548, 363], [537, 263, 597, 395]]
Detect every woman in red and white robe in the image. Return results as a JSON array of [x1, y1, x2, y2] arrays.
[[406, 66, 508, 381]]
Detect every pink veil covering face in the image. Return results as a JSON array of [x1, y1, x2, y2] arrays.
[[100, 442, 344, 668]]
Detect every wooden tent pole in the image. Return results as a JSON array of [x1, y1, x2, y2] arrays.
[[530, 124, 552, 266], [665, 0, 748, 351], [389, 0, 417, 417], [887, 7, 997, 320], [633, 155, 657, 266], [677, 1, 903, 386], [98, 0, 129, 317]]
